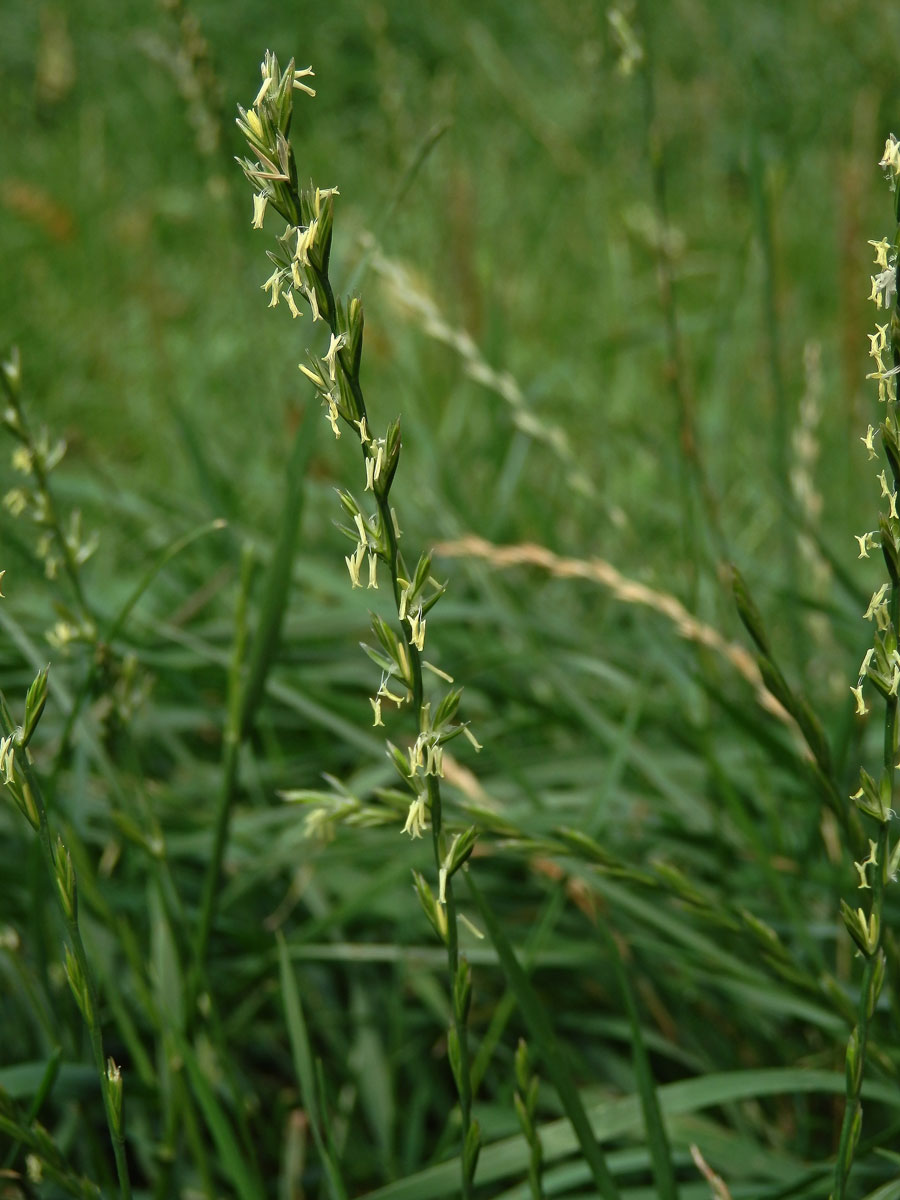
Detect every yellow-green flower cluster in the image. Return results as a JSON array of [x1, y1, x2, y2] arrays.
[[1, 349, 98, 594], [853, 137, 900, 717], [835, 133, 900, 1198], [238, 51, 480, 861], [238, 54, 482, 1191]]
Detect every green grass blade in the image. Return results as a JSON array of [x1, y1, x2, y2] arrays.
[[861, 1179, 900, 1200], [104, 518, 229, 642], [277, 931, 349, 1200], [240, 410, 317, 733], [597, 920, 679, 1199], [1, 1045, 61, 1171], [470, 884, 566, 1093], [357, 1066, 895, 1200], [161, 386, 235, 518], [177, 1037, 264, 1200], [347, 118, 452, 295], [466, 872, 622, 1200]]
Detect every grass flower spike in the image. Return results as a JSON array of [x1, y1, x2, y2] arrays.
[[237, 51, 481, 1195], [831, 134, 900, 1200]]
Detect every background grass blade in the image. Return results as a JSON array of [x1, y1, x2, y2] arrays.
[[277, 931, 349, 1200], [596, 918, 679, 1200], [177, 1036, 265, 1200], [467, 872, 622, 1200], [240, 409, 317, 733]]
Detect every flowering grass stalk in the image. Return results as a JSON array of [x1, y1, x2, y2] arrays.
[[1, 348, 98, 626], [831, 133, 900, 1198], [0, 351, 132, 1195], [236, 51, 481, 1194], [513, 1039, 545, 1200], [1, 349, 167, 792], [0, 682, 130, 1198]]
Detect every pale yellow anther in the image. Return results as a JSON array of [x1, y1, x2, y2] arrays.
[[292, 66, 316, 97], [378, 682, 406, 706], [879, 134, 900, 177], [252, 192, 268, 229], [855, 532, 876, 558], [426, 742, 444, 777], [1, 742, 14, 784], [313, 186, 340, 218], [408, 607, 425, 651], [463, 725, 483, 752], [865, 588, 888, 621], [397, 639, 410, 681], [323, 332, 347, 382], [345, 544, 365, 589], [262, 269, 282, 307], [403, 795, 428, 839], [295, 222, 317, 266], [423, 660, 454, 683], [299, 362, 323, 388], [325, 398, 341, 439], [869, 238, 892, 270], [245, 109, 264, 139], [410, 735, 425, 772]]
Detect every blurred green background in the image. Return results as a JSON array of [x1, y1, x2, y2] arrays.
[[2, 0, 896, 564], [3, 0, 897, 788], [3, 0, 900, 1195]]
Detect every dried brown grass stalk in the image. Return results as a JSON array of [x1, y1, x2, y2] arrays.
[[436, 535, 794, 731]]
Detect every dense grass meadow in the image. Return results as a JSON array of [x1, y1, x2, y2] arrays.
[[4, 1, 900, 1196]]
